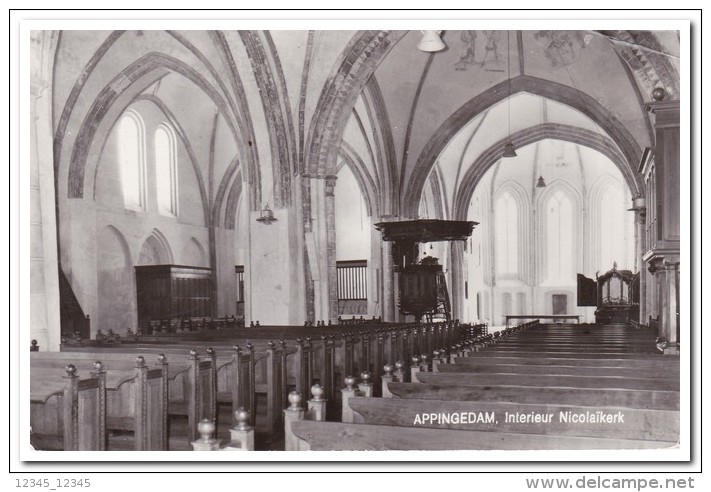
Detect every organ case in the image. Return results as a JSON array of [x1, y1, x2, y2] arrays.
[[135, 265, 213, 333]]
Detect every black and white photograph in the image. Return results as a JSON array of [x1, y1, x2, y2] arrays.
[[11, 9, 699, 481]]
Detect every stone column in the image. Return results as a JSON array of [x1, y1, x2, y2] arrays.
[[30, 31, 61, 350], [324, 176, 339, 322], [249, 207, 303, 324], [660, 257, 680, 351], [369, 218, 384, 318], [634, 209, 647, 323], [304, 175, 338, 323], [648, 259, 660, 325], [450, 241, 465, 321], [381, 236, 396, 322]]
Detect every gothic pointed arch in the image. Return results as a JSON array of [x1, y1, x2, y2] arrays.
[[492, 180, 530, 281], [224, 170, 244, 230], [536, 180, 583, 284], [588, 174, 633, 272], [361, 76, 399, 216], [95, 94, 210, 226], [115, 109, 147, 211], [138, 229, 174, 265], [453, 124, 634, 222], [304, 31, 407, 179], [61, 51, 259, 210], [405, 75, 645, 217], [337, 144, 378, 218]]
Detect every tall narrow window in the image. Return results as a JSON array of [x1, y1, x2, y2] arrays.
[[546, 190, 574, 282], [118, 111, 146, 210], [516, 292, 526, 315], [599, 182, 625, 270], [155, 124, 178, 216], [495, 191, 518, 275]]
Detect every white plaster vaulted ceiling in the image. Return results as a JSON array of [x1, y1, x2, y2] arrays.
[[350, 29, 678, 217], [51, 29, 679, 221]]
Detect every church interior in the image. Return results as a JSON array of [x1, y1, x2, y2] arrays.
[[28, 29, 683, 453]]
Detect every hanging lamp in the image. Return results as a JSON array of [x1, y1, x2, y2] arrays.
[[417, 31, 446, 52], [503, 31, 517, 158]]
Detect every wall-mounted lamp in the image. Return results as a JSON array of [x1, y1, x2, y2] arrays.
[[418, 31, 446, 52], [256, 204, 277, 224], [536, 176, 547, 188]]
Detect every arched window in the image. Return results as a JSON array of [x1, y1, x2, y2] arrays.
[[495, 191, 518, 275], [155, 124, 178, 216], [546, 190, 574, 282], [118, 111, 146, 210], [598, 181, 625, 270], [500, 292, 512, 321], [516, 292, 526, 315]]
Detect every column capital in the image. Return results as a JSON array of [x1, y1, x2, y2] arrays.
[[662, 256, 680, 269], [324, 175, 337, 196], [645, 98, 680, 128], [645, 99, 680, 115]]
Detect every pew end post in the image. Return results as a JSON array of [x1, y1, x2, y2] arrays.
[[358, 371, 373, 398], [410, 356, 422, 382], [223, 408, 255, 451], [341, 376, 357, 423], [394, 360, 406, 383], [307, 384, 326, 421], [284, 391, 306, 451], [381, 364, 394, 397], [191, 419, 220, 451]]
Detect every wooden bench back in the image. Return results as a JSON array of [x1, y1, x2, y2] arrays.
[[30, 365, 105, 451]]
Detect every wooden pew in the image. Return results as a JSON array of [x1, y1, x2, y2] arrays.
[[30, 365, 105, 451], [413, 370, 679, 392], [282, 321, 680, 452], [60, 341, 296, 443], [54, 347, 215, 446], [214, 345, 255, 427], [387, 382, 679, 411], [454, 355, 680, 369], [347, 397, 679, 443], [114, 341, 295, 440], [465, 351, 675, 359], [438, 362, 680, 379], [52, 319, 474, 450], [289, 421, 673, 451], [32, 353, 168, 450]]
